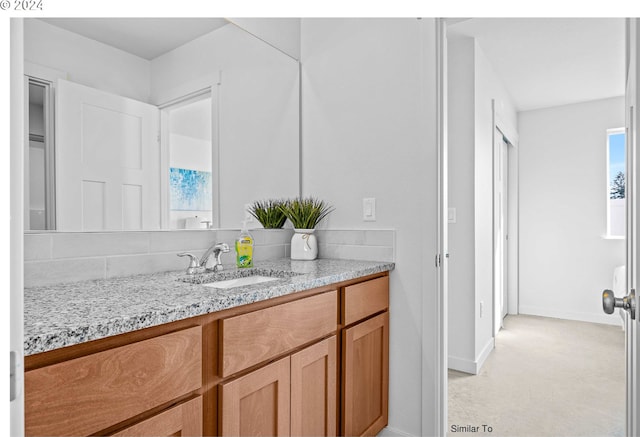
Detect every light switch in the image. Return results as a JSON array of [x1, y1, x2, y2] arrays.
[[363, 198, 376, 221], [448, 207, 457, 224]]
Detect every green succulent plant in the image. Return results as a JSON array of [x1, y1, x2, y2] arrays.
[[248, 199, 288, 229], [279, 197, 334, 230]]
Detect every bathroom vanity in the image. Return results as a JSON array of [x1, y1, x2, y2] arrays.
[[23, 259, 393, 437]]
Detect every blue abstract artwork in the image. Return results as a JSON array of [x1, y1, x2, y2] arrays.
[[169, 167, 212, 211]]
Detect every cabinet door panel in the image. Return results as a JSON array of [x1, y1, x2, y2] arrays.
[[291, 336, 337, 436], [219, 356, 290, 436], [112, 396, 202, 437], [342, 312, 389, 437], [25, 326, 202, 437]]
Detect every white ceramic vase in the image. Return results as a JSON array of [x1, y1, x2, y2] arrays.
[[291, 228, 318, 260]]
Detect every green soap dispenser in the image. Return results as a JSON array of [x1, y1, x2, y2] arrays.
[[235, 220, 254, 268]]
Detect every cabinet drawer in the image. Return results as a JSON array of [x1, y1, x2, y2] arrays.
[[26, 326, 202, 437], [343, 276, 389, 326], [220, 290, 338, 377], [112, 396, 202, 437]]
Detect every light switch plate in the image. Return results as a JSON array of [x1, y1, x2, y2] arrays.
[[448, 207, 457, 224], [363, 198, 376, 221]]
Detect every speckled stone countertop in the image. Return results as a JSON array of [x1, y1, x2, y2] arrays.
[[24, 258, 394, 356]]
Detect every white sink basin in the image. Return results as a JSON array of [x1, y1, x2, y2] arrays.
[[202, 275, 280, 289]]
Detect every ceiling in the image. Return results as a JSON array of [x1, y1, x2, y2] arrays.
[[447, 18, 626, 112], [39, 18, 229, 60], [38, 18, 626, 111]]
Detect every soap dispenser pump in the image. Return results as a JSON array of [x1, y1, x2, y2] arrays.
[[235, 220, 254, 268]]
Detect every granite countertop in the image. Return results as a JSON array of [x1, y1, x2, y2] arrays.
[[24, 258, 395, 356]]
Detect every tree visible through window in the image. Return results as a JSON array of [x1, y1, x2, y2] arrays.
[[610, 171, 625, 199], [607, 128, 626, 237]]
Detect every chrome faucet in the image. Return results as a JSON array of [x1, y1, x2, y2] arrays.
[[178, 242, 230, 274], [201, 242, 230, 271]]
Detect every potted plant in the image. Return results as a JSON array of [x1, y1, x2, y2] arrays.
[[279, 197, 334, 260], [248, 199, 287, 229]]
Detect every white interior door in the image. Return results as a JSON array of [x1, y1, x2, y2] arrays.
[[500, 139, 509, 321], [494, 128, 508, 332], [606, 17, 640, 437], [626, 18, 640, 437], [56, 79, 160, 231]]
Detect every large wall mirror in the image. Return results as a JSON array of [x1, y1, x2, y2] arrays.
[[23, 17, 300, 232]]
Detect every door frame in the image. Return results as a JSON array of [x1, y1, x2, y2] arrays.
[[10, 17, 25, 437], [433, 17, 448, 437], [491, 106, 519, 336], [625, 17, 639, 437]]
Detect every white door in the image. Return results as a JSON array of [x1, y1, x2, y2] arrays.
[[56, 79, 160, 231], [494, 128, 509, 332], [604, 17, 640, 437], [626, 18, 640, 436], [500, 139, 509, 321]]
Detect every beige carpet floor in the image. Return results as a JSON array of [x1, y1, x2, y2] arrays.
[[448, 315, 625, 437]]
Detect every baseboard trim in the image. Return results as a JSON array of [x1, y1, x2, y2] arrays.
[[519, 305, 623, 327], [475, 337, 495, 372], [377, 426, 416, 437], [448, 355, 476, 374], [448, 338, 495, 375]]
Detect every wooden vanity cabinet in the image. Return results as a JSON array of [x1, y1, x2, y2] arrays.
[[341, 276, 390, 437], [218, 291, 339, 437], [24, 271, 389, 437]]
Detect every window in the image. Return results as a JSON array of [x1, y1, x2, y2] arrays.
[[607, 128, 626, 238]]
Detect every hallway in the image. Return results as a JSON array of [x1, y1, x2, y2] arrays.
[[448, 315, 625, 436]]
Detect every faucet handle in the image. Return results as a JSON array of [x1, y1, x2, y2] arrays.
[[177, 252, 203, 275], [216, 243, 230, 252]]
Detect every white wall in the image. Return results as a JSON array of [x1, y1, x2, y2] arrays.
[[473, 41, 518, 356], [24, 19, 151, 103], [447, 36, 518, 374], [301, 18, 439, 436], [447, 37, 477, 369], [151, 23, 300, 228], [519, 96, 625, 324]]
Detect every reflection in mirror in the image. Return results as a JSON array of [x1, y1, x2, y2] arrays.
[[23, 17, 300, 232], [166, 93, 213, 230], [26, 79, 55, 230]]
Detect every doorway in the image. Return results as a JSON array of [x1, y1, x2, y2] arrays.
[[160, 92, 214, 230], [445, 17, 627, 436]]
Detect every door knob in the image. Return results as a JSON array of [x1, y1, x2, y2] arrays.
[[602, 289, 636, 320]]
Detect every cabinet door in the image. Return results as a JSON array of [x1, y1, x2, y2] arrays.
[[111, 396, 202, 436], [342, 312, 389, 437], [219, 356, 290, 436], [291, 336, 337, 436]]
